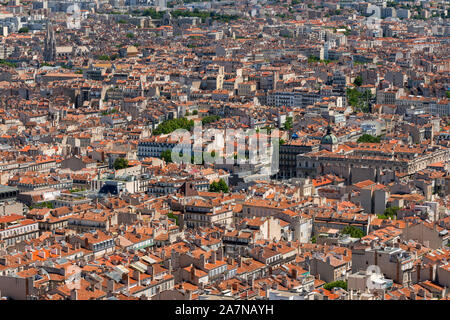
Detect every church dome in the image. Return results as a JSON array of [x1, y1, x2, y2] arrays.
[[321, 126, 338, 145]]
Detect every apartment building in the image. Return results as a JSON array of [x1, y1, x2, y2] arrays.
[[351, 244, 415, 285], [0, 214, 39, 248]]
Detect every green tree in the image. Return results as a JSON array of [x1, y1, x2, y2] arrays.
[[446, 91, 450, 99], [342, 226, 364, 238], [141, 8, 164, 19], [153, 118, 194, 135], [354, 76, 363, 87], [284, 116, 293, 130], [378, 206, 399, 219], [308, 56, 320, 63], [126, 32, 134, 39], [357, 134, 381, 143], [346, 88, 372, 112], [193, 110, 198, 115], [30, 201, 54, 209], [0, 60, 16, 68], [18, 27, 29, 33], [323, 280, 347, 291], [209, 179, 229, 193], [161, 149, 172, 163], [201, 115, 220, 125], [98, 54, 110, 61], [113, 158, 129, 170], [168, 212, 179, 226], [102, 108, 118, 115]]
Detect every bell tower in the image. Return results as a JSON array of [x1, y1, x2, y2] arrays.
[[43, 22, 56, 62]]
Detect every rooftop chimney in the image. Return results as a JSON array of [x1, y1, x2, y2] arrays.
[[147, 265, 155, 279], [185, 289, 192, 300], [217, 247, 224, 261], [190, 265, 195, 282], [292, 268, 298, 280], [200, 254, 206, 267], [121, 272, 130, 290]]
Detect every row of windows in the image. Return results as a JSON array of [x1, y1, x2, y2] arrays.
[[266, 255, 280, 264], [2, 232, 36, 245], [210, 265, 227, 277], [186, 221, 209, 228], [93, 239, 114, 251], [0, 224, 37, 239]]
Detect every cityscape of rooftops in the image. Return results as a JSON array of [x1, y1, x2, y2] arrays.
[[0, 0, 448, 306]]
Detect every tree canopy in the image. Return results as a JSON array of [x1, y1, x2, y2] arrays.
[[161, 149, 172, 163], [201, 115, 220, 125], [346, 88, 373, 113], [209, 179, 229, 193], [357, 134, 381, 143], [138, 8, 239, 23], [323, 280, 347, 291], [378, 206, 399, 220], [284, 116, 293, 130], [353, 75, 363, 87], [113, 158, 129, 170], [342, 226, 364, 238], [153, 118, 194, 135], [168, 212, 179, 226], [18, 27, 29, 33]]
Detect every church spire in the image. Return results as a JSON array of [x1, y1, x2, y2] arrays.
[[43, 21, 56, 62]]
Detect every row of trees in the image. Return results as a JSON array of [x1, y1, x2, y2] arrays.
[[185, 110, 198, 116], [29, 201, 54, 209], [154, 115, 223, 136], [323, 280, 347, 291], [138, 8, 239, 23], [161, 149, 221, 164], [98, 54, 119, 61], [378, 206, 400, 220], [0, 60, 17, 68], [153, 117, 195, 135], [307, 56, 335, 64], [357, 134, 381, 143], [201, 115, 220, 125]]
